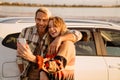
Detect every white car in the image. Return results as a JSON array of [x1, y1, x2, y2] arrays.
[[0, 17, 120, 80]]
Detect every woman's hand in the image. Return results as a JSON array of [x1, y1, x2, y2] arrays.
[[48, 36, 62, 54]]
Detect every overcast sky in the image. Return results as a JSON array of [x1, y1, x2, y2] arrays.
[[1, 0, 120, 5]]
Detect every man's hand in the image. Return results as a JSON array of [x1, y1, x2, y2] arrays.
[[48, 37, 62, 54], [17, 42, 36, 63]]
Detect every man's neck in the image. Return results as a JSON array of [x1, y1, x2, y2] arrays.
[[38, 31, 46, 39]]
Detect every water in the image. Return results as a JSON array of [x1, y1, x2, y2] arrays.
[[0, 6, 120, 24], [0, 6, 120, 17]]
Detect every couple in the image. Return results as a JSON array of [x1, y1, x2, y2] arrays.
[[17, 7, 82, 80]]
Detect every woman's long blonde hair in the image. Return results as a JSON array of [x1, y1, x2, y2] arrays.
[[47, 16, 68, 43], [49, 16, 67, 36]]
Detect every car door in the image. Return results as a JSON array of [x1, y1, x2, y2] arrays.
[[100, 29, 120, 80], [0, 33, 20, 80], [74, 28, 108, 80], [75, 56, 108, 80]]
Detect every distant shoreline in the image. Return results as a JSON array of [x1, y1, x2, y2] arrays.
[[0, 2, 120, 8]]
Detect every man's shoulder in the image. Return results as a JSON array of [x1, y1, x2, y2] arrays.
[[23, 25, 35, 30], [21, 25, 36, 33]]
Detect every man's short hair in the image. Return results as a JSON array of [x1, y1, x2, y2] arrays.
[[35, 7, 52, 18]]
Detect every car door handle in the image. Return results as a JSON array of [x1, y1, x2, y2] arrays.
[[109, 64, 120, 70]]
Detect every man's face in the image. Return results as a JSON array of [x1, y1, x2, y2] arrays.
[[35, 12, 49, 34]]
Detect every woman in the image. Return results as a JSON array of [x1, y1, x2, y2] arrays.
[[38, 16, 76, 80]]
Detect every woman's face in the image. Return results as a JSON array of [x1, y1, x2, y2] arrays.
[[48, 20, 61, 38]]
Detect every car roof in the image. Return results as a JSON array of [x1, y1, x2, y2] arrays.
[[0, 17, 120, 30]]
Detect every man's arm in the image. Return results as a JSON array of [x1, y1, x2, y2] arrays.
[[48, 30, 82, 54], [57, 30, 82, 43], [68, 30, 82, 42]]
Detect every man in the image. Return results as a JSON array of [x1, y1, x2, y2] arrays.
[[17, 7, 82, 80]]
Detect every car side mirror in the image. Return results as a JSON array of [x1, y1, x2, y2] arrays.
[[2, 33, 20, 49]]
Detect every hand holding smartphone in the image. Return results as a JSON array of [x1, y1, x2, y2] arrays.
[[17, 38, 26, 45]]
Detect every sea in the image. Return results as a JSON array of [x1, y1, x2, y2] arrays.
[[0, 0, 120, 24]]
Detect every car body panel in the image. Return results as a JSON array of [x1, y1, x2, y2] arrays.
[[75, 56, 108, 80], [0, 23, 34, 38], [104, 57, 120, 80]]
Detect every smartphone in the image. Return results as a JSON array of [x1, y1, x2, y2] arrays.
[[17, 38, 26, 45]]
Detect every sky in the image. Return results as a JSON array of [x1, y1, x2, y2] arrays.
[[0, 0, 120, 6]]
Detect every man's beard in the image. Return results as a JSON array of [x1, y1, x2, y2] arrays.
[[37, 27, 47, 37]]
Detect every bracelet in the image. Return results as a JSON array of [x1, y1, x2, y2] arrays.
[[36, 55, 43, 70]]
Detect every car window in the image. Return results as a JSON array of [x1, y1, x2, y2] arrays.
[[101, 30, 120, 56], [75, 29, 96, 56], [2, 33, 20, 49]]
